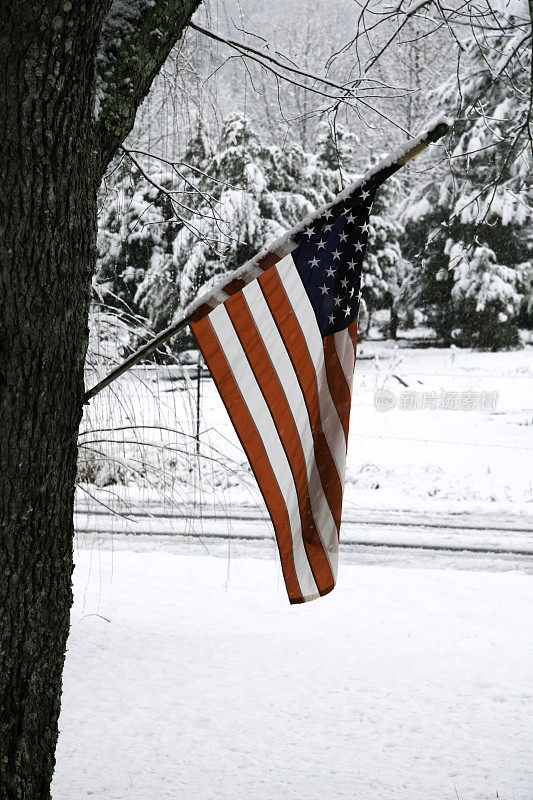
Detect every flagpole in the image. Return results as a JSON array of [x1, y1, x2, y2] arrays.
[[84, 116, 451, 403]]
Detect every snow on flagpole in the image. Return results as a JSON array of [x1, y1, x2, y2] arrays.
[[84, 116, 452, 403]]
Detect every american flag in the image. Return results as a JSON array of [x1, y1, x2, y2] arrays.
[[189, 163, 399, 603]]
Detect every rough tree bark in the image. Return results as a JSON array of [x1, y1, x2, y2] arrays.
[[0, 2, 200, 797]]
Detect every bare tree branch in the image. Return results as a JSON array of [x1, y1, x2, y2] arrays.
[[189, 21, 413, 135], [119, 145, 242, 252]]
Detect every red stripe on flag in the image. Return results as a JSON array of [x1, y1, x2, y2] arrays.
[[323, 334, 352, 444], [348, 320, 358, 363], [190, 314, 305, 604], [189, 303, 213, 323], [225, 292, 335, 595], [257, 267, 344, 533], [257, 251, 283, 272], [223, 278, 247, 297]]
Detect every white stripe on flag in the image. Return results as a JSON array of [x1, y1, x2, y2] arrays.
[[211, 290, 230, 305], [275, 242, 297, 259], [275, 254, 347, 485], [208, 302, 319, 600], [334, 329, 356, 395], [247, 264, 266, 281], [241, 281, 339, 578]]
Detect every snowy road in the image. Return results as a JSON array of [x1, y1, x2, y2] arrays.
[[74, 505, 533, 574]]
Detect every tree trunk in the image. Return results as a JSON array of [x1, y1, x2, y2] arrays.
[[390, 299, 399, 340], [365, 308, 373, 336], [0, 5, 103, 797], [1, 0, 200, 794]]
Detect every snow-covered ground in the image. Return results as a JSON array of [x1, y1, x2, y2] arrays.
[[53, 545, 533, 800], [345, 341, 533, 517]]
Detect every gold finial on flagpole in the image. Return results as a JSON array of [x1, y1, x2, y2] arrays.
[[396, 118, 451, 166]]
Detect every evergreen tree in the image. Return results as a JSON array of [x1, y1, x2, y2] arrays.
[[399, 24, 532, 348], [95, 120, 212, 347], [447, 242, 522, 349], [96, 159, 177, 319]]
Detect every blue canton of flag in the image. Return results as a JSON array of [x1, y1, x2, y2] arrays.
[[290, 178, 380, 336]]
